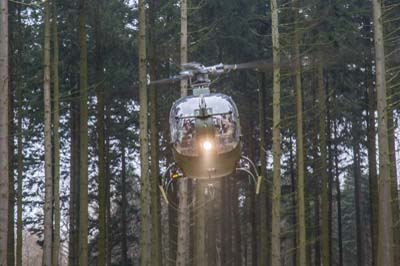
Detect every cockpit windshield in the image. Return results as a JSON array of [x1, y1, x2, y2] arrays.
[[170, 93, 240, 156]]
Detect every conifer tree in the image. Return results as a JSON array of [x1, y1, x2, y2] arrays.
[[0, 0, 9, 264]]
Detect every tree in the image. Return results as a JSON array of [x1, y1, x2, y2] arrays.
[[292, 0, 306, 264], [52, 0, 61, 264], [94, 0, 106, 264], [148, 0, 162, 264], [0, 0, 9, 264], [43, 0, 53, 265], [78, 0, 89, 264], [16, 3, 23, 266], [316, 57, 330, 266], [138, 0, 152, 264], [176, 0, 190, 265], [270, 0, 281, 264], [372, 0, 394, 265]]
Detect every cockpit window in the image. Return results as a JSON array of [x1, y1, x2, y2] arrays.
[[170, 94, 240, 156]]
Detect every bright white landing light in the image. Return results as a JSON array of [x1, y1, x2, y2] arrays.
[[202, 141, 212, 151]]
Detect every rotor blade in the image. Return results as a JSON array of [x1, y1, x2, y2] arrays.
[[224, 60, 275, 71], [150, 74, 190, 85]]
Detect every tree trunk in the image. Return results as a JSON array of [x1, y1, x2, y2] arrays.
[[176, 0, 190, 265], [7, 62, 14, 266], [292, 1, 307, 262], [148, 0, 162, 264], [138, 0, 152, 264], [105, 103, 112, 266], [388, 79, 400, 266], [259, 71, 269, 266], [352, 133, 366, 266], [206, 183, 217, 265], [69, 94, 80, 266], [270, 0, 281, 264], [372, 0, 394, 265], [16, 4, 23, 266], [78, 0, 89, 264], [94, 0, 106, 264], [43, 1, 53, 264], [52, 0, 61, 264], [333, 119, 343, 266], [194, 182, 206, 266], [0, 0, 9, 264], [121, 143, 128, 265], [287, 137, 296, 266], [316, 58, 329, 266], [367, 65, 378, 266], [232, 179, 241, 266]]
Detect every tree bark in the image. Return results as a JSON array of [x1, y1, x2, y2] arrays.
[[194, 182, 206, 266], [16, 4, 23, 266], [52, 0, 61, 264], [0, 0, 9, 264], [352, 132, 366, 266], [259, 71, 269, 266], [43, 1, 53, 265], [78, 0, 89, 264], [138, 0, 152, 264], [69, 96, 79, 266], [372, 0, 394, 265], [94, 0, 106, 264], [148, 0, 162, 264], [292, 1, 307, 263], [388, 78, 400, 266], [333, 119, 343, 266], [367, 64, 378, 266], [270, 0, 281, 264], [316, 58, 330, 266], [121, 143, 128, 265], [176, 0, 190, 265]]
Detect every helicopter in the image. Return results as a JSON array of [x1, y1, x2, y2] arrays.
[[151, 61, 272, 198]]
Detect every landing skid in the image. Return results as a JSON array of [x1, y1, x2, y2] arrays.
[[159, 155, 263, 205]]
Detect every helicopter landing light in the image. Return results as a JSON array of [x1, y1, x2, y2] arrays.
[[202, 140, 213, 151]]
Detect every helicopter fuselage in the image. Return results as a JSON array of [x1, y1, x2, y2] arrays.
[[169, 93, 242, 179]]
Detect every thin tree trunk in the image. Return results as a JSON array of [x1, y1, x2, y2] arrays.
[[373, 0, 394, 265], [232, 179, 242, 266], [0, 0, 9, 264], [7, 67, 14, 266], [121, 143, 128, 265], [270, 0, 281, 264], [176, 0, 190, 265], [78, 0, 89, 264], [206, 183, 217, 265], [259, 71, 269, 266], [43, 0, 53, 264], [69, 96, 80, 266], [289, 137, 297, 266], [333, 119, 343, 266], [316, 58, 329, 266], [52, 0, 61, 264], [16, 4, 23, 265], [388, 81, 400, 266], [138, 0, 152, 264], [194, 182, 206, 266], [105, 103, 111, 266], [94, 0, 106, 264], [352, 132, 366, 266], [367, 65, 378, 266], [311, 80, 320, 266], [292, 1, 306, 262], [168, 185, 178, 266], [148, 0, 162, 264]]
